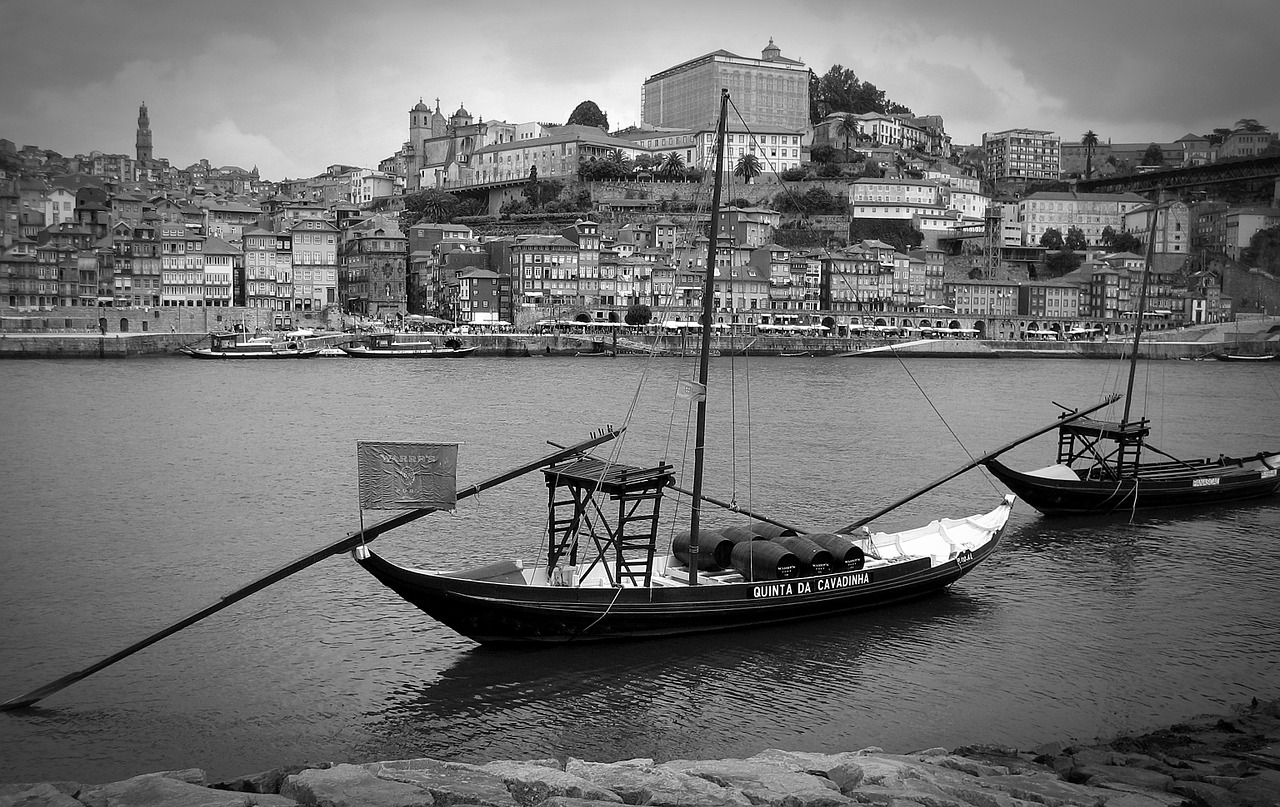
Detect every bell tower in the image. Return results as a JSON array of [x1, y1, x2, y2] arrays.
[[136, 102, 153, 163]]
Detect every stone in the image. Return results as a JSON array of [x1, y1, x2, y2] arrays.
[[281, 763, 432, 807], [0, 783, 84, 807], [362, 759, 518, 807], [1225, 769, 1280, 806], [212, 765, 310, 794], [746, 750, 868, 791], [1073, 764, 1174, 792], [977, 772, 1111, 807], [660, 758, 851, 807], [478, 760, 622, 806], [77, 772, 266, 807], [1170, 780, 1245, 807], [564, 757, 752, 807]]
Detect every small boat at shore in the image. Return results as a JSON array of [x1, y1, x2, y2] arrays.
[[341, 332, 478, 358], [181, 333, 321, 360], [1213, 352, 1277, 362]]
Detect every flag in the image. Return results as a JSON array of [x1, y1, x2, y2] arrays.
[[357, 442, 459, 510], [675, 379, 707, 402]]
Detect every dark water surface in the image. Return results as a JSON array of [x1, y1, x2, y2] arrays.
[[2, 354, 1278, 784]]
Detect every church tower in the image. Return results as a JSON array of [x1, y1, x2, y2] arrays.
[[136, 103, 153, 163]]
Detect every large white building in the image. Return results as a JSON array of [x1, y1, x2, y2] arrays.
[[1018, 191, 1149, 247], [983, 129, 1061, 185]]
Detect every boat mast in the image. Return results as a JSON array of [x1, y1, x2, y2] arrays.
[[687, 88, 730, 586], [1121, 190, 1161, 426]]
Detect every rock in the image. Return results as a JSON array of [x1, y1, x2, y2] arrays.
[[976, 771, 1112, 807], [0, 782, 84, 807], [1073, 763, 1174, 792], [478, 760, 622, 806], [1226, 769, 1280, 806], [660, 757, 850, 807], [362, 759, 519, 807], [281, 763, 431, 807], [212, 765, 311, 794], [564, 757, 752, 807], [745, 750, 868, 791], [78, 772, 266, 807], [1170, 780, 1245, 807]]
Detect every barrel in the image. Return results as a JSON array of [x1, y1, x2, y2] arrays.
[[803, 533, 866, 571], [771, 536, 835, 576], [747, 522, 797, 539], [730, 540, 799, 581], [719, 524, 763, 544], [671, 529, 734, 571]]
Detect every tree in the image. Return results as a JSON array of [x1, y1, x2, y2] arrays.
[[836, 114, 861, 160], [660, 152, 685, 180], [566, 100, 608, 130], [1100, 226, 1143, 254], [1242, 225, 1280, 271], [402, 188, 459, 226], [1235, 118, 1267, 132], [1064, 226, 1087, 251], [1141, 143, 1164, 166], [1039, 227, 1065, 250], [809, 144, 838, 164], [734, 153, 762, 183], [1081, 130, 1099, 180], [1043, 251, 1083, 278], [625, 303, 653, 326]]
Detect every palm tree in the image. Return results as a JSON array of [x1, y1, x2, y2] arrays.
[[835, 114, 860, 161], [661, 152, 685, 181], [734, 153, 762, 184], [1081, 130, 1099, 180]]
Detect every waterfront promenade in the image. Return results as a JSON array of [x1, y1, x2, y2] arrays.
[[1, 318, 1275, 359]]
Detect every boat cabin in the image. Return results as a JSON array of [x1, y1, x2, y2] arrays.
[[1057, 417, 1151, 478]]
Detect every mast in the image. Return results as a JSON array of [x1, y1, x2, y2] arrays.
[[1121, 190, 1161, 426], [687, 88, 730, 586]]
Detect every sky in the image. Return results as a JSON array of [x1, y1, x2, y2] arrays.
[[3, 0, 1278, 181]]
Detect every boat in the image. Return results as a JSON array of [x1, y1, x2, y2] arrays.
[[341, 332, 478, 358], [982, 198, 1280, 516], [347, 90, 1017, 645], [1214, 352, 1277, 362], [181, 332, 321, 359], [316, 347, 348, 357]]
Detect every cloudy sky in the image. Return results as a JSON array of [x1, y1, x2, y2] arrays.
[[3, 0, 1277, 180]]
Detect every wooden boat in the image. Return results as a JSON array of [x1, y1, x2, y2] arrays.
[[349, 90, 1017, 645], [181, 332, 321, 359], [983, 198, 1280, 515], [341, 332, 478, 358], [1213, 352, 1277, 362]]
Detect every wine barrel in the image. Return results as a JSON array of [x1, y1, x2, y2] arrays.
[[772, 536, 834, 576], [803, 533, 865, 571], [730, 540, 798, 581], [719, 525, 764, 544], [672, 529, 734, 571], [747, 522, 797, 539]]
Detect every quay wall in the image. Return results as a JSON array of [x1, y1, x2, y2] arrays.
[[0, 331, 1259, 360]]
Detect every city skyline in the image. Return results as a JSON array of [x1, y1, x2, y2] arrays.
[[3, 0, 1278, 181]]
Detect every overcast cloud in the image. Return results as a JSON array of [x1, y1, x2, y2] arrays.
[[2, 0, 1277, 180]]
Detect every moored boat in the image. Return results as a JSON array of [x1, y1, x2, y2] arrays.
[[341, 332, 477, 358], [181, 332, 321, 359], [982, 196, 1280, 515]]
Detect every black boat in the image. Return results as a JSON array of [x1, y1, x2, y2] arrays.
[[983, 198, 1280, 515], [341, 332, 478, 357], [349, 90, 1016, 645]]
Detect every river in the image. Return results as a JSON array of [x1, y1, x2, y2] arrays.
[[1, 353, 1278, 784]]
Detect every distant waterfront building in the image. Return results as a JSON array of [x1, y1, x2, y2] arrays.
[[1017, 191, 1148, 248], [641, 39, 809, 132], [983, 129, 1061, 186], [340, 214, 407, 320]]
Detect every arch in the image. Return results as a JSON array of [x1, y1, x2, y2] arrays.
[[119, 318, 130, 333], [607, 311, 620, 323], [973, 321, 986, 337], [97, 316, 108, 334], [874, 317, 888, 326], [948, 319, 961, 330], [821, 316, 836, 331]]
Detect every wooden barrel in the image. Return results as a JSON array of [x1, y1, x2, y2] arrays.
[[730, 540, 799, 581], [719, 525, 763, 544], [672, 530, 734, 571], [803, 533, 865, 571], [748, 522, 797, 539], [772, 536, 835, 576]]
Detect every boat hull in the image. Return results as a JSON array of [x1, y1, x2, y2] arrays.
[[182, 348, 321, 359], [352, 503, 1010, 645], [341, 345, 478, 358], [983, 455, 1280, 516]]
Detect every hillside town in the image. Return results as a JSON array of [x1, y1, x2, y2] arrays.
[[3, 39, 1279, 340]]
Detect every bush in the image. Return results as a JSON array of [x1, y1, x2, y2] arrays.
[[780, 166, 808, 181]]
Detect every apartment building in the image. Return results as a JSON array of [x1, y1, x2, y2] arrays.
[[983, 129, 1061, 185], [1018, 191, 1149, 247]]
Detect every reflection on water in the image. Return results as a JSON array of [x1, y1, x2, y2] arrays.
[[1, 357, 1278, 784]]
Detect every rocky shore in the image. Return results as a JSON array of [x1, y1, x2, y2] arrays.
[[4, 698, 1278, 807]]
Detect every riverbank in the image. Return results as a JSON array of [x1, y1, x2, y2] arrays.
[[0, 330, 1266, 360], [3, 698, 1277, 806]]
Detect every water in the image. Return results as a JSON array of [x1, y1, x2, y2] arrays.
[[1, 354, 1278, 784]]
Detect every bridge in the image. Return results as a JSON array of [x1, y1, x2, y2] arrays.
[[1078, 154, 1280, 197]]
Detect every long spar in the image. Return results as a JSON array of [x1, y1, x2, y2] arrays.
[[0, 429, 623, 712], [834, 395, 1120, 533]]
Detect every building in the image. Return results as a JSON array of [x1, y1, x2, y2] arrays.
[[1018, 191, 1149, 247], [1122, 201, 1190, 256], [983, 129, 1061, 187], [508, 234, 580, 311], [641, 39, 809, 132], [136, 103, 153, 163], [290, 218, 339, 316], [340, 214, 407, 320], [450, 268, 510, 325]]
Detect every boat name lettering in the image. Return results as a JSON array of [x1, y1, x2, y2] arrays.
[[1192, 477, 1221, 487], [751, 572, 870, 599], [955, 549, 975, 565]]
